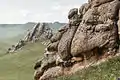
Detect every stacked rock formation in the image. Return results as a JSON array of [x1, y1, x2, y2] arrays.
[[24, 23, 53, 42], [7, 23, 53, 53], [34, 0, 120, 80]]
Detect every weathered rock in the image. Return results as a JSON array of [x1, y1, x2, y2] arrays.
[[50, 24, 70, 43], [79, 3, 90, 18], [34, 59, 42, 70], [26, 23, 40, 41], [71, 0, 120, 57], [58, 24, 69, 32], [25, 23, 53, 42], [50, 32, 63, 43], [39, 66, 63, 80], [7, 23, 53, 53], [82, 7, 99, 25], [68, 8, 78, 19], [34, 0, 120, 80], [68, 8, 81, 26], [90, 0, 114, 7], [58, 25, 78, 60], [47, 41, 59, 51], [34, 68, 44, 80], [34, 52, 57, 80], [118, 9, 120, 34]]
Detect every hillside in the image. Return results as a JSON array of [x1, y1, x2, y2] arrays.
[[0, 41, 45, 80], [0, 22, 65, 54], [57, 55, 120, 80], [0, 0, 120, 80], [0, 35, 25, 56], [1, 37, 120, 80]]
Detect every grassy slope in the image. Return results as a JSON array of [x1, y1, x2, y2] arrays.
[[0, 40, 120, 80], [0, 22, 64, 80], [0, 38, 120, 80], [0, 41, 45, 80], [57, 55, 120, 80], [0, 34, 25, 56]]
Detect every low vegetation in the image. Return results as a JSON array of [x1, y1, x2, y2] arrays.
[[0, 41, 45, 80], [57, 55, 120, 80], [1, 40, 120, 80]]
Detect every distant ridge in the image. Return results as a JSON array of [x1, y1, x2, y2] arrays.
[[6, 22, 65, 53]]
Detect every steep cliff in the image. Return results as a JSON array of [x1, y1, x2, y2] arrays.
[[34, 0, 120, 80]]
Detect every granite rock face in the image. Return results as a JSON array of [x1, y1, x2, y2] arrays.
[[34, 0, 120, 80]]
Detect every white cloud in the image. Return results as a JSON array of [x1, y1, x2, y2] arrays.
[[51, 2, 62, 11], [20, 10, 31, 17], [0, 0, 87, 24], [52, 5, 61, 10]]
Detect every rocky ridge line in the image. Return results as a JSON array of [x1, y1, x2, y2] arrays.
[[7, 23, 53, 53]]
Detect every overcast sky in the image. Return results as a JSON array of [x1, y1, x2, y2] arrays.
[[0, 0, 87, 24]]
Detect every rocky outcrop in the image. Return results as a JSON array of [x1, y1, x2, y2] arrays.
[[7, 23, 53, 53], [34, 0, 120, 80], [24, 23, 53, 42]]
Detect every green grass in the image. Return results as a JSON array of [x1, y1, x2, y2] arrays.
[[0, 35, 120, 80], [0, 42, 11, 56], [1, 40, 120, 80], [0, 34, 25, 56], [0, 41, 45, 80], [57, 55, 120, 80]]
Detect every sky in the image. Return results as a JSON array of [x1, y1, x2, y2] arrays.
[[0, 0, 87, 24]]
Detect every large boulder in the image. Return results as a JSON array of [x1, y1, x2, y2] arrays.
[[47, 41, 59, 51], [71, 0, 120, 57], [39, 66, 62, 80], [89, 0, 114, 7], [58, 25, 78, 60], [79, 3, 90, 18], [68, 8, 78, 19], [50, 32, 64, 43]]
